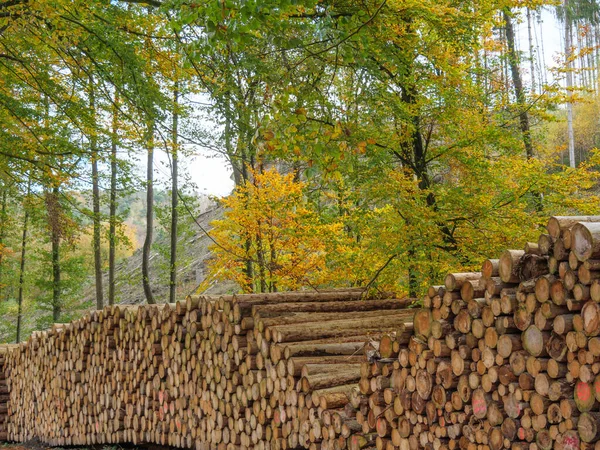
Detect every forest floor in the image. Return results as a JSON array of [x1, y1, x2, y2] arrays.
[[1, 443, 159, 450]]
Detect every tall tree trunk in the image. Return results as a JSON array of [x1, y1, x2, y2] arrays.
[[108, 95, 118, 306], [565, 0, 576, 168], [595, 23, 600, 93], [225, 105, 254, 291], [48, 186, 61, 322], [90, 82, 104, 310], [269, 239, 277, 293], [142, 119, 155, 304], [169, 83, 179, 304], [501, 27, 510, 103], [398, 66, 457, 295], [537, 10, 548, 88], [16, 181, 30, 343], [577, 30, 585, 89], [0, 186, 7, 298], [587, 30, 595, 93], [242, 132, 255, 290], [483, 37, 489, 107], [504, 9, 534, 159], [255, 225, 267, 293], [407, 250, 418, 298], [527, 8, 537, 95]]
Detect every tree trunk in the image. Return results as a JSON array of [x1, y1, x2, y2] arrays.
[[595, 23, 600, 93], [269, 230, 277, 293], [244, 238, 254, 293], [108, 94, 118, 306], [565, 0, 576, 168], [16, 181, 30, 343], [242, 147, 254, 291], [393, 21, 458, 294], [536, 10, 548, 89], [256, 223, 267, 293], [577, 30, 585, 89], [0, 186, 7, 298], [408, 251, 418, 298], [142, 119, 155, 304], [224, 97, 254, 290], [502, 27, 510, 102], [47, 186, 61, 322], [503, 9, 534, 159], [586, 31, 594, 91], [527, 8, 536, 95], [90, 82, 103, 310], [169, 83, 179, 304]]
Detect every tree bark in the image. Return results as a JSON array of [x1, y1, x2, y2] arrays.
[[90, 82, 103, 310], [565, 0, 576, 168], [142, 119, 155, 304], [595, 23, 600, 93], [255, 220, 267, 293], [169, 83, 179, 304], [503, 9, 534, 160], [108, 94, 118, 306], [537, 10, 548, 88], [46, 186, 61, 322], [572, 222, 600, 262], [527, 8, 536, 95], [225, 96, 254, 290], [16, 181, 30, 343], [0, 185, 7, 298]]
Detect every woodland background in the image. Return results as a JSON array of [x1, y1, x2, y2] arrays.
[[0, 0, 599, 343]]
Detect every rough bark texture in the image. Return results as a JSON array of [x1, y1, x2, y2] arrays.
[[503, 9, 534, 160], [169, 84, 179, 304], [565, 0, 576, 168], [90, 84, 103, 311], [15, 183, 29, 344], [108, 95, 119, 306], [45, 187, 62, 322], [142, 120, 155, 304]]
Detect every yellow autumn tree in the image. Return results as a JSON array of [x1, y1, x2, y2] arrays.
[[203, 168, 346, 293]]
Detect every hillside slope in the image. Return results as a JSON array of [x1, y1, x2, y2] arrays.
[[81, 203, 237, 306]]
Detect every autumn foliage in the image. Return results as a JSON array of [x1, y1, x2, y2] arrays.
[[203, 168, 345, 293]]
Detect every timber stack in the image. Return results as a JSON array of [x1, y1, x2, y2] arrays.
[[0, 288, 416, 449], [3, 215, 600, 450], [0, 344, 11, 442], [347, 215, 600, 450]]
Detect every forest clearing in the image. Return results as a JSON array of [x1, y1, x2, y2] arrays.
[[1, 0, 600, 449]]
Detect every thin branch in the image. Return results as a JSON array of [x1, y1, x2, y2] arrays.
[[117, 0, 162, 7], [362, 253, 398, 297]]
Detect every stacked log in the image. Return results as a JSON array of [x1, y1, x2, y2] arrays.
[[245, 295, 416, 450], [343, 215, 600, 450], [0, 289, 416, 450], [0, 344, 13, 442], [4, 215, 600, 450]]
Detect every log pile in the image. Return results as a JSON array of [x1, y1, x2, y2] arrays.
[[241, 293, 415, 450], [0, 345, 12, 442], [346, 215, 600, 450], [3, 214, 600, 450], [0, 289, 416, 449]]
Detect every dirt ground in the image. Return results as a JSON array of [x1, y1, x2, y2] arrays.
[[1, 444, 153, 450]]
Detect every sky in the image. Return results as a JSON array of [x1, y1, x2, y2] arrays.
[[150, 7, 567, 198], [154, 149, 234, 198], [516, 7, 564, 85]]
